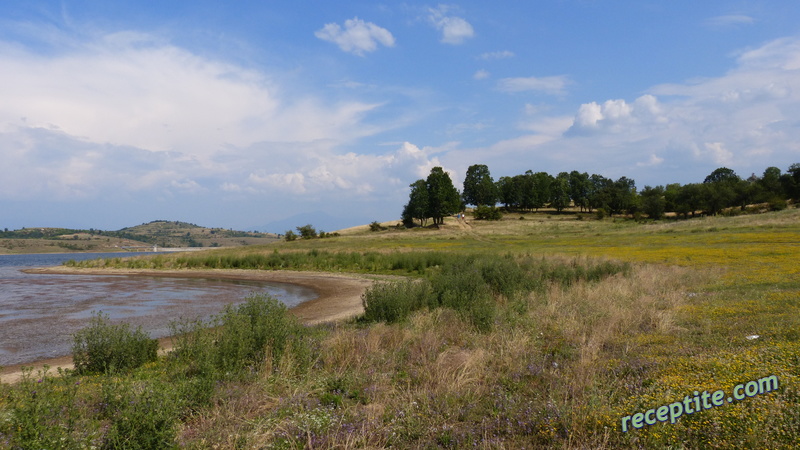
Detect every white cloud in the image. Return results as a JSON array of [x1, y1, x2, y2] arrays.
[[702, 142, 734, 165], [473, 69, 490, 80], [705, 14, 755, 28], [567, 95, 666, 135], [636, 154, 665, 167], [240, 142, 444, 197], [427, 6, 474, 45], [0, 30, 385, 161], [315, 17, 395, 56], [497, 75, 570, 95], [479, 50, 514, 60]]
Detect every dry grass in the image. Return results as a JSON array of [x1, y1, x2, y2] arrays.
[[168, 259, 703, 448]]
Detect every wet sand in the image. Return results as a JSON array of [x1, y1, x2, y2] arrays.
[[1, 268, 378, 384]]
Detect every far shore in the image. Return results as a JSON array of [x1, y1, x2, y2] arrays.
[[1, 267, 383, 384]]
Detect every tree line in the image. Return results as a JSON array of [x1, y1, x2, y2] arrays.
[[402, 163, 800, 226]]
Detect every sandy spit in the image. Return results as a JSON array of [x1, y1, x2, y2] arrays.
[[1, 267, 385, 384]]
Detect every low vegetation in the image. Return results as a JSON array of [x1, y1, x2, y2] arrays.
[[2, 208, 799, 447], [72, 312, 158, 375]]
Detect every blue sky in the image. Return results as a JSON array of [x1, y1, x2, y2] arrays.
[[1, 1, 799, 232]]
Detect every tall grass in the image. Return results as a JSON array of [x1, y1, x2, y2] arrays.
[[361, 254, 630, 331], [173, 263, 716, 448]]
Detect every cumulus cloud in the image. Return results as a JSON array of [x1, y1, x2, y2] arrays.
[[0, 26, 412, 209], [427, 5, 474, 44], [549, 36, 800, 177], [315, 17, 395, 56], [239, 142, 443, 197], [567, 95, 666, 135], [497, 75, 571, 95], [0, 30, 385, 165]]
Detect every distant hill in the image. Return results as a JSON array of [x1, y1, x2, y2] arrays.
[[0, 220, 279, 254], [112, 220, 279, 248]]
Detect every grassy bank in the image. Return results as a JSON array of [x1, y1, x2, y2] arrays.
[[2, 208, 799, 447]]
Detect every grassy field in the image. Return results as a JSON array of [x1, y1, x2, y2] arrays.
[[1, 208, 798, 448]]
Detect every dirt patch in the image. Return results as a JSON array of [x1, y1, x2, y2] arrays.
[[1, 268, 383, 384]]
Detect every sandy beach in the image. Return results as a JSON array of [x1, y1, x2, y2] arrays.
[[1, 267, 378, 384]]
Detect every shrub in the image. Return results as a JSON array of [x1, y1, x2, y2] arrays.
[[768, 196, 788, 211], [284, 230, 297, 241], [474, 205, 503, 220], [72, 312, 158, 374], [369, 221, 387, 232], [210, 293, 309, 376], [361, 279, 434, 323], [430, 259, 496, 332]]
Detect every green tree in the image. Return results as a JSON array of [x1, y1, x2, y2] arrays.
[[403, 179, 429, 227], [756, 166, 784, 202], [588, 174, 612, 213], [609, 176, 637, 216], [296, 224, 317, 239], [664, 183, 682, 214], [640, 185, 666, 219], [675, 183, 704, 218], [569, 171, 591, 212], [550, 172, 571, 212], [462, 164, 498, 207], [703, 167, 740, 184], [781, 163, 800, 201], [529, 171, 554, 211], [283, 230, 297, 241], [496, 176, 519, 209], [426, 167, 461, 225], [702, 167, 740, 215]]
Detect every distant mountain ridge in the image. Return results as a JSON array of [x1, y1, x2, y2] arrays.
[[0, 220, 279, 252]]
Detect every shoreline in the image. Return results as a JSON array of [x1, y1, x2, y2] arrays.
[[1, 267, 381, 384]]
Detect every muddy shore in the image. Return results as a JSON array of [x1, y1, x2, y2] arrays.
[[1, 268, 379, 384]]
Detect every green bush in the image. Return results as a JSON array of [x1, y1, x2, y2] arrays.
[[100, 378, 184, 449], [430, 259, 496, 332], [473, 205, 503, 220], [72, 312, 158, 374], [209, 293, 308, 376], [369, 221, 387, 232], [361, 279, 434, 323], [768, 196, 788, 211]]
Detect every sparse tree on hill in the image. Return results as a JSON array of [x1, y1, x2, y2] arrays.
[[403, 179, 429, 227]]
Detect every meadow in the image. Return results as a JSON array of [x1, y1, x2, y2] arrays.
[[1, 207, 798, 448]]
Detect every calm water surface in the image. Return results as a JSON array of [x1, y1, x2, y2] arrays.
[[0, 252, 317, 366]]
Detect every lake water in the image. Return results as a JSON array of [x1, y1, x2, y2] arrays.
[[0, 252, 317, 366]]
